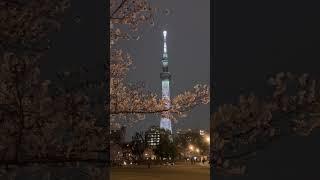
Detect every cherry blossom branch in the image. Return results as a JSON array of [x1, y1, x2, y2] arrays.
[[111, 0, 129, 17]]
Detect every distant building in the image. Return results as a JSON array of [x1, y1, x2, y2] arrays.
[[175, 128, 209, 144], [176, 128, 192, 135], [145, 126, 161, 147], [199, 129, 209, 136], [176, 128, 209, 136], [199, 129, 205, 136]]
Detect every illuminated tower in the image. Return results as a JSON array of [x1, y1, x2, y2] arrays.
[[160, 30, 172, 133]]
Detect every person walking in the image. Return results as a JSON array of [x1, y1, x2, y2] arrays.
[[147, 158, 151, 168]]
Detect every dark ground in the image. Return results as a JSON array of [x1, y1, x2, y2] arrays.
[[111, 164, 209, 180]]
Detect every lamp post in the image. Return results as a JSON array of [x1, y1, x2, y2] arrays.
[[188, 145, 194, 164], [204, 135, 210, 162]]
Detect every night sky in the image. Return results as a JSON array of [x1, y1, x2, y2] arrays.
[[40, 0, 108, 126], [41, 1, 107, 81], [121, 0, 210, 139], [213, 0, 320, 179]]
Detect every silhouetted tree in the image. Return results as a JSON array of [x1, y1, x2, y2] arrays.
[[131, 131, 147, 161], [211, 72, 320, 176], [174, 131, 209, 156], [0, 1, 109, 179], [0, 0, 70, 56], [154, 129, 177, 161]]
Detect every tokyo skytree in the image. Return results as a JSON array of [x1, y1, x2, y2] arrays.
[[160, 30, 172, 134]]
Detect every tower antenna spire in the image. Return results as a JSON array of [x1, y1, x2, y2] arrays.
[[163, 30, 168, 59]]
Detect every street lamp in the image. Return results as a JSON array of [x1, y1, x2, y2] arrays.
[[189, 145, 194, 151], [205, 136, 210, 143], [196, 148, 200, 153], [205, 135, 210, 160]]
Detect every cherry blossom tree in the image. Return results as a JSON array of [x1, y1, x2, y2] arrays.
[[0, 1, 109, 179], [109, 0, 210, 128], [0, 54, 108, 180], [211, 72, 320, 176], [267, 72, 320, 136], [0, 0, 70, 56], [211, 94, 276, 175], [110, 144, 123, 163]]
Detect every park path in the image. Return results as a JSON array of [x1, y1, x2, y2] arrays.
[[111, 165, 209, 180]]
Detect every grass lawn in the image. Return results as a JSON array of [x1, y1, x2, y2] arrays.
[[111, 165, 210, 180]]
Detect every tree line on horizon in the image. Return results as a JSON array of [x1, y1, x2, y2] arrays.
[[110, 128, 210, 163]]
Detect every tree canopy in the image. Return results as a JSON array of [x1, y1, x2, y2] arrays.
[[211, 72, 320, 175]]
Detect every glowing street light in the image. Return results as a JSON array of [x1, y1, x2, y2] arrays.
[[189, 145, 194, 151], [205, 136, 210, 143], [196, 148, 200, 153]]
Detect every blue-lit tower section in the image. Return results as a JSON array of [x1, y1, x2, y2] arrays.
[[160, 30, 172, 134]]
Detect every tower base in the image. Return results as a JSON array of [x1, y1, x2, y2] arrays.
[[160, 118, 172, 133]]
